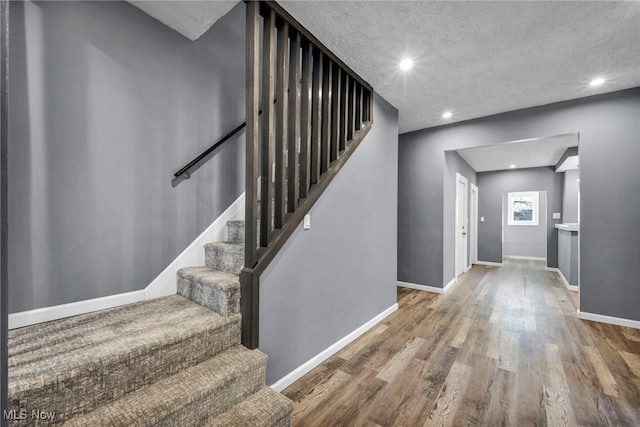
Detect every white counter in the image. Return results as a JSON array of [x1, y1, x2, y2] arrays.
[[555, 223, 579, 232]]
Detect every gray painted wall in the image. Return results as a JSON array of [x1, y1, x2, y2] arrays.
[[563, 169, 580, 223], [503, 190, 548, 259], [399, 87, 640, 321], [443, 151, 477, 284], [397, 130, 444, 288], [9, 1, 246, 312], [477, 168, 561, 264], [259, 93, 398, 385]]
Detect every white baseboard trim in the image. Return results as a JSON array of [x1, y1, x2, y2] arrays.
[[504, 255, 547, 261], [9, 290, 145, 329], [443, 277, 457, 293], [397, 278, 457, 295], [397, 281, 444, 294], [9, 193, 246, 329], [577, 310, 640, 330], [545, 267, 579, 292], [269, 303, 398, 392], [145, 193, 245, 300], [464, 264, 472, 273], [474, 260, 503, 267]]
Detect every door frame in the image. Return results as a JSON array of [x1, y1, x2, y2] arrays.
[[455, 173, 469, 278], [470, 183, 478, 266]]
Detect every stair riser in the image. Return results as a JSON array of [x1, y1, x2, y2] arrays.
[[207, 406, 292, 427], [227, 222, 245, 243], [205, 247, 244, 275], [9, 316, 241, 425], [275, 414, 293, 427], [153, 364, 265, 426], [178, 276, 239, 317], [204, 386, 294, 427], [63, 349, 267, 427]]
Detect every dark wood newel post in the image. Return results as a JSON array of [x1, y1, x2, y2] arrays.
[[241, 0, 260, 350], [239, 269, 259, 349]]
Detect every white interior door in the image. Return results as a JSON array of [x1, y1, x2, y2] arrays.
[[470, 184, 478, 265], [455, 173, 469, 277]]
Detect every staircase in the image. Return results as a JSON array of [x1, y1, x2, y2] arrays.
[[7, 220, 292, 426]]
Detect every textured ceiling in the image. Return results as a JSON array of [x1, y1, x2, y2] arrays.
[[279, 1, 640, 133], [129, 1, 237, 41], [456, 134, 578, 172], [131, 1, 640, 134]]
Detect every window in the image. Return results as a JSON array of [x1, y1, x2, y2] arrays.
[[507, 191, 539, 226]]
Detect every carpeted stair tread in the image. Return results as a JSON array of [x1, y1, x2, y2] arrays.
[[8, 295, 240, 423], [63, 346, 267, 427], [203, 241, 244, 251], [227, 220, 245, 243], [205, 386, 293, 427], [204, 242, 244, 274], [177, 266, 240, 316]]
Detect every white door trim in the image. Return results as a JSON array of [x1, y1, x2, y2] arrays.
[[470, 183, 478, 266], [455, 173, 469, 278]]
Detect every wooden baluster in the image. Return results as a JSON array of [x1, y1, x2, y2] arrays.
[[362, 88, 367, 123], [331, 67, 341, 162], [351, 80, 357, 139], [299, 41, 311, 199], [341, 73, 349, 152], [358, 84, 364, 130], [260, 8, 276, 246], [310, 50, 323, 185], [354, 82, 361, 133], [287, 31, 300, 213], [274, 20, 289, 230], [364, 89, 370, 122], [320, 57, 332, 174], [347, 76, 354, 142]]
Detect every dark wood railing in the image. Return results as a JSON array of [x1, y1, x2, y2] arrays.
[[242, 1, 373, 348], [172, 119, 247, 186]]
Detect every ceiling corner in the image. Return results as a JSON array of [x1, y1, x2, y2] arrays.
[[129, 1, 239, 41]]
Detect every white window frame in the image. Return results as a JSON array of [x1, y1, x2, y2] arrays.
[[507, 191, 539, 226]]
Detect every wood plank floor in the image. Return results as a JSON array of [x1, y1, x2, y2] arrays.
[[282, 260, 640, 426]]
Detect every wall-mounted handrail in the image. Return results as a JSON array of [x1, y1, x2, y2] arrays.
[[173, 120, 248, 180], [173, 99, 277, 184]]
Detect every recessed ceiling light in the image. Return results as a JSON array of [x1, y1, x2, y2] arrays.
[[589, 77, 605, 87], [399, 58, 413, 71], [442, 111, 452, 119], [509, 164, 516, 169]]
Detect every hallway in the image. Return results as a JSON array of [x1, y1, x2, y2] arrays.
[[283, 261, 640, 426]]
